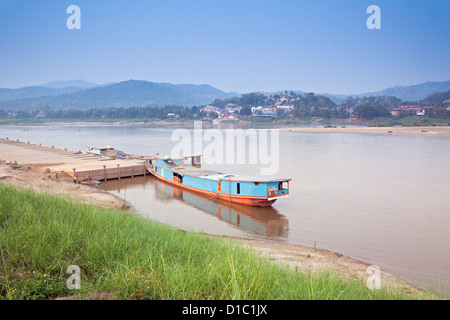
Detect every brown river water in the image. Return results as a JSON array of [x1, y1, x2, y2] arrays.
[[1, 123, 449, 293]]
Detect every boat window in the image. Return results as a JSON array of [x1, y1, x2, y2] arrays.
[[278, 181, 288, 190], [237, 183, 240, 194]]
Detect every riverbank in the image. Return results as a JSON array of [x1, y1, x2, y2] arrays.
[[1, 114, 449, 128], [0, 160, 426, 298], [0, 182, 431, 300], [0, 163, 128, 210]]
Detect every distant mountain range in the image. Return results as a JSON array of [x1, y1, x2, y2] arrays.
[[0, 80, 100, 102], [323, 81, 450, 103], [0, 80, 449, 111], [0, 80, 237, 110], [355, 81, 450, 101], [0, 86, 87, 102]]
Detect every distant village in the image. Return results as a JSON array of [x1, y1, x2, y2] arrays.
[[199, 93, 294, 121], [389, 98, 450, 118], [189, 94, 450, 123]]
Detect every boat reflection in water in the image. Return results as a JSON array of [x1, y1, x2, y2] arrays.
[[102, 175, 289, 239], [155, 179, 289, 238]]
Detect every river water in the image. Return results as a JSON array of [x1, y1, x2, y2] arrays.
[[1, 123, 449, 293]]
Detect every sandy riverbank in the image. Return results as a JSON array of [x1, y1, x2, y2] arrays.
[[0, 164, 128, 210], [0, 160, 419, 293], [278, 126, 450, 135]]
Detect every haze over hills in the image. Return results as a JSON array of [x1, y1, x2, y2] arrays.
[[42, 80, 99, 89], [262, 81, 450, 104], [316, 81, 450, 104], [0, 80, 449, 111], [0, 86, 88, 102], [354, 81, 450, 102], [0, 80, 238, 110], [0, 80, 100, 102]]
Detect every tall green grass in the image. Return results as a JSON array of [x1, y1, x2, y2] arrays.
[[0, 184, 434, 300]]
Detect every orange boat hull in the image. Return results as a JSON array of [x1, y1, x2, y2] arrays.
[[148, 169, 277, 207]]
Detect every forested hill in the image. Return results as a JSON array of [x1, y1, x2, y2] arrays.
[[356, 81, 450, 102], [0, 80, 237, 110], [0, 86, 87, 102]]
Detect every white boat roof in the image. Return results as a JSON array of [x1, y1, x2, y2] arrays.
[[160, 159, 291, 183]]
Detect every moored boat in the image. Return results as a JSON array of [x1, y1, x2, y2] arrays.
[[146, 155, 291, 207]]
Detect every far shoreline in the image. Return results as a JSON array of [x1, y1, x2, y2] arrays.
[[2, 119, 450, 135], [277, 125, 450, 135]]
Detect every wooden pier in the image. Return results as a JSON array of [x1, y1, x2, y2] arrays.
[[0, 137, 151, 181], [57, 161, 149, 181]]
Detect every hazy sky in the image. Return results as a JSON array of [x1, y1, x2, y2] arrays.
[[0, 0, 449, 94]]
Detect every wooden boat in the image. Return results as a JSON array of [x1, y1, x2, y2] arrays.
[[153, 179, 289, 237], [147, 155, 291, 207]]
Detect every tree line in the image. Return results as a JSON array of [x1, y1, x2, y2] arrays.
[[1, 89, 449, 121], [0, 105, 200, 121]]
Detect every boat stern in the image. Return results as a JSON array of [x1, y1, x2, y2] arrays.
[[267, 180, 291, 201]]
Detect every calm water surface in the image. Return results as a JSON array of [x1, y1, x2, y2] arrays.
[[1, 123, 449, 293]]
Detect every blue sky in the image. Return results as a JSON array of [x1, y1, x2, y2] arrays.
[[0, 0, 449, 94]]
